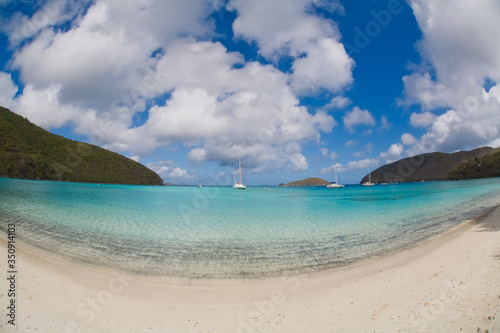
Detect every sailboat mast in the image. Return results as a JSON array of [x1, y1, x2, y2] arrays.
[[239, 157, 242, 184]]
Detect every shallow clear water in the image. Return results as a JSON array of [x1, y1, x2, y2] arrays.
[[1, 177, 500, 278]]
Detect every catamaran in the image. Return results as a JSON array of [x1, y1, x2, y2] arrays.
[[362, 169, 375, 186], [326, 166, 345, 189], [233, 158, 246, 190]]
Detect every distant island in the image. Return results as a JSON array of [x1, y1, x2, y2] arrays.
[[0, 106, 163, 185], [360, 146, 500, 184], [279, 177, 330, 187]]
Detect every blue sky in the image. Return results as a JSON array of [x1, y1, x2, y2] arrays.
[[1, 0, 499, 185]]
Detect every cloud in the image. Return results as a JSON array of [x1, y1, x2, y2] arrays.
[[343, 106, 376, 133], [14, 83, 82, 130], [187, 148, 208, 163], [0, 72, 18, 108], [402, 0, 500, 153], [319, 148, 338, 161], [351, 142, 371, 159], [346, 158, 379, 171], [409, 111, 437, 128], [321, 162, 345, 174], [288, 153, 308, 171], [346, 141, 405, 172], [322, 96, 351, 110], [147, 160, 195, 180], [410, 0, 500, 86], [230, 0, 339, 57], [344, 140, 408, 173], [401, 72, 458, 110], [380, 143, 404, 163], [128, 155, 141, 162], [408, 97, 500, 154], [1, 0, 89, 46], [379, 115, 391, 131], [10, 0, 216, 111], [310, 0, 344, 14], [290, 38, 353, 95], [345, 140, 359, 147], [229, 0, 353, 96], [401, 133, 417, 146], [136, 46, 336, 170]]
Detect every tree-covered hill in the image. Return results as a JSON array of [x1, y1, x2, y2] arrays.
[[0, 107, 163, 185], [360, 147, 500, 184], [448, 151, 500, 180]]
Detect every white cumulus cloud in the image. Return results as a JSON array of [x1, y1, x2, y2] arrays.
[[0, 72, 18, 108], [343, 106, 376, 133], [402, 0, 500, 154], [147, 160, 195, 181], [229, 0, 353, 96], [346, 158, 379, 171], [288, 153, 309, 171], [409, 111, 437, 128], [380, 143, 404, 163], [322, 96, 351, 110], [401, 133, 417, 146]]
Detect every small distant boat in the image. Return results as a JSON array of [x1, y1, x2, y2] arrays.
[[326, 166, 344, 189], [362, 169, 375, 187], [233, 158, 247, 190]]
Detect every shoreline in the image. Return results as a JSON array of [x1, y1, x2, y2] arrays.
[[1, 202, 496, 283], [1, 203, 493, 281], [1, 207, 500, 332]]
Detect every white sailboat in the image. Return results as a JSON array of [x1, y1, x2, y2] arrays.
[[233, 158, 247, 190], [362, 169, 375, 186], [326, 166, 345, 189]]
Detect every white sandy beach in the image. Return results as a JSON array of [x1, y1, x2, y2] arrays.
[[1, 207, 500, 333]]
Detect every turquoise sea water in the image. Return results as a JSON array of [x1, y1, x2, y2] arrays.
[[1, 177, 500, 279]]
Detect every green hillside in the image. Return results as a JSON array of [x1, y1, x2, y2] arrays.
[[360, 147, 500, 184], [448, 151, 500, 180], [0, 107, 163, 185]]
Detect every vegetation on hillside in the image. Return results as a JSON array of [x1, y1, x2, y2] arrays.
[[448, 151, 500, 180], [0, 107, 163, 185], [282, 177, 329, 186], [360, 147, 500, 184]]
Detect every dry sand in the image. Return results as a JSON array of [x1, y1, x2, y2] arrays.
[[1, 207, 500, 332]]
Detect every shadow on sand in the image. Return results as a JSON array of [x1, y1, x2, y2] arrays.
[[472, 204, 500, 233], [471, 204, 500, 262]]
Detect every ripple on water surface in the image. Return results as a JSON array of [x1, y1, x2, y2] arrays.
[[1, 178, 500, 278]]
